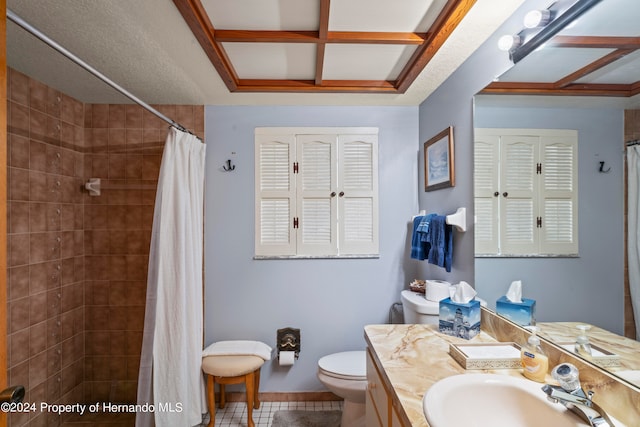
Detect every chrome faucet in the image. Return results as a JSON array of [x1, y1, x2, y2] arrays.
[[542, 363, 615, 427]]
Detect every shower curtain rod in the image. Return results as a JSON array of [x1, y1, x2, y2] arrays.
[[627, 140, 640, 147], [7, 9, 192, 135]]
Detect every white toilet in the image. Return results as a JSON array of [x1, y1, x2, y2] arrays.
[[317, 350, 367, 427], [400, 289, 442, 324]]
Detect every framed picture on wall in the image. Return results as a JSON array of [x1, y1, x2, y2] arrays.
[[424, 126, 455, 191]]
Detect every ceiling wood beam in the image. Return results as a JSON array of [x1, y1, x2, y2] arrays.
[[555, 48, 635, 88], [549, 35, 640, 49], [327, 32, 426, 44], [173, 0, 238, 91], [214, 30, 426, 45], [395, 0, 477, 93], [236, 79, 398, 93], [315, 0, 330, 86], [482, 81, 633, 97], [214, 30, 319, 43]]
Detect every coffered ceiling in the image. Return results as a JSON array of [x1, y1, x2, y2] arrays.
[[173, 0, 475, 94]]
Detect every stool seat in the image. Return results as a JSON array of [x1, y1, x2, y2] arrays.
[[202, 355, 264, 377], [201, 341, 270, 427]]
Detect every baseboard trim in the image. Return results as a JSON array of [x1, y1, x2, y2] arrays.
[[217, 391, 341, 402]]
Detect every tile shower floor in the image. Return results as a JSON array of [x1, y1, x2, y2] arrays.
[[60, 401, 343, 427]]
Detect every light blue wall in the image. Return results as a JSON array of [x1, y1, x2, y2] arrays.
[[415, 5, 519, 287], [474, 106, 624, 334], [203, 106, 420, 391]]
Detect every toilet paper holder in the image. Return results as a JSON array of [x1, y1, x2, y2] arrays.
[[277, 327, 300, 360]]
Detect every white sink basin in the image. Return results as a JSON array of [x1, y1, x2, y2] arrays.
[[423, 374, 588, 427]]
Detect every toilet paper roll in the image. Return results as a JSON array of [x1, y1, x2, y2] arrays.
[[425, 280, 451, 302], [279, 351, 296, 366]]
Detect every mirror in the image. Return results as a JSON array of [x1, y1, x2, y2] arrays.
[[473, 0, 640, 386]]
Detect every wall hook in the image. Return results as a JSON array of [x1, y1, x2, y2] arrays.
[[599, 161, 611, 173], [223, 159, 235, 171]]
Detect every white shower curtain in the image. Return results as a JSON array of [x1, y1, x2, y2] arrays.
[[626, 145, 640, 340], [136, 127, 207, 426]]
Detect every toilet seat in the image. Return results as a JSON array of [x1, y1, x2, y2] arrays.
[[318, 351, 366, 381]]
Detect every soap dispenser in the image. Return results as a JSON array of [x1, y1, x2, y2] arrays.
[[574, 324, 593, 360], [520, 326, 549, 383]]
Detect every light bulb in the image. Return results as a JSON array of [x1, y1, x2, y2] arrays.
[[498, 34, 521, 52], [523, 9, 551, 28]]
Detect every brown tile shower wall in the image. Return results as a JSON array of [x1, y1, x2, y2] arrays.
[[82, 103, 204, 404], [7, 69, 86, 427], [6, 67, 205, 425]]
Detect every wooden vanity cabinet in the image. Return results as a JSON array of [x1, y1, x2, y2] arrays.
[[366, 348, 405, 427]]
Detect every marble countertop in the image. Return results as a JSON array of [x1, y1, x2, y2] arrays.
[[364, 323, 631, 427], [364, 324, 527, 427]]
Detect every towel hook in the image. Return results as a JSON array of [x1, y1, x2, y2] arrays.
[[223, 159, 235, 171], [598, 161, 610, 173]]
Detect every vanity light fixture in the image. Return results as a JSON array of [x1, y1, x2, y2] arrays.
[[523, 9, 552, 28], [509, 0, 603, 63]]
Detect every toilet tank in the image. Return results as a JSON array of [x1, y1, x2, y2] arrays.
[[400, 290, 440, 325]]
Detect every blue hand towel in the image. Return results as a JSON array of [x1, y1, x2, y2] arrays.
[[426, 215, 453, 272], [411, 214, 436, 260], [410, 216, 427, 260]]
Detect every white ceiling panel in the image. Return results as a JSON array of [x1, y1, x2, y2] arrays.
[[497, 47, 615, 83], [202, 0, 320, 30], [323, 44, 417, 80], [328, 0, 447, 32], [575, 50, 640, 84], [223, 43, 317, 79]]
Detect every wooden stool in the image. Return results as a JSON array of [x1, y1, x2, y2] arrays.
[[201, 355, 265, 427]]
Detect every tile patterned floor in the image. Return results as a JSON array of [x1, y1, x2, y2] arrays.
[[60, 401, 343, 427], [211, 401, 343, 427]]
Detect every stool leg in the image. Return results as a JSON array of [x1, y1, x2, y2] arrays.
[[245, 372, 255, 427], [206, 375, 215, 427], [219, 383, 226, 409], [253, 368, 261, 409]]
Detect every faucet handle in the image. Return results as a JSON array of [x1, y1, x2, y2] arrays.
[[552, 363, 582, 392]]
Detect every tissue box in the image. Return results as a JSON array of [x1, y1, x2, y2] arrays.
[[496, 296, 536, 326], [438, 298, 481, 340]]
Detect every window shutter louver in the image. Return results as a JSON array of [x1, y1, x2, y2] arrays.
[[297, 135, 338, 255], [474, 132, 500, 254], [539, 137, 578, 254], [255, 135, 296, 256], [338, 135, 379, 255], [500, 136, 539, 255]]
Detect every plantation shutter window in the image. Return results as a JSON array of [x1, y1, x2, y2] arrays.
[[255, 128, 379, 258], [255, 134, 296, 256], [474, 129, 578, 257]]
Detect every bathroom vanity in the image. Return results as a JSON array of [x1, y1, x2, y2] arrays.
[[364, 323, 520, 427], [364, 309, 640, 427]]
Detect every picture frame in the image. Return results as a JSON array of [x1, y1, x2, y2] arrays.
[[424, 126, 455, 191]]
